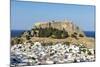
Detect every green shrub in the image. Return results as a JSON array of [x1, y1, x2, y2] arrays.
[[33, 27, 69, 39], [71, 33, 78, 39], [26, 35, 31, 40], [79, 34, 84, 37], [61, 31, 69, 38], [87, 50, 92, 55]]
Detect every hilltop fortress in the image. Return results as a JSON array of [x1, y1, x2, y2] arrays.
[[33, 20, 85, 37]]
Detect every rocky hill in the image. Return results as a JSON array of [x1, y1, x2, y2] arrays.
[[11, 20, 95, 48]]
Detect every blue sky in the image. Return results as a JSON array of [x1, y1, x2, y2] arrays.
[[11, 0, 95, 31]]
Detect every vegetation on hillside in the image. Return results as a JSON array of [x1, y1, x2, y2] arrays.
[[32, 27, 69, 39]]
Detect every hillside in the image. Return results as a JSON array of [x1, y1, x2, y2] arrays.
[[11, 20, 95, 48]]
